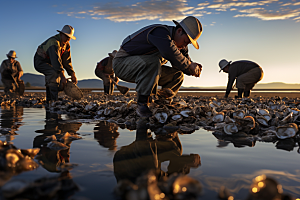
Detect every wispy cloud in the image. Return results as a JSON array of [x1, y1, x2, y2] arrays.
[[234, 7, 300, 21], [57, 0, 300, 23], [58, 0, 195, 22]]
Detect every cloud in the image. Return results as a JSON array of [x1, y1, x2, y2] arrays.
[[234, 7, 300, 21], [207, 0, 279, 11], [61, 0, 196, 22], [57, 0, 300, 23]]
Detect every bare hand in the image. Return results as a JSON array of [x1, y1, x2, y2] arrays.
[[71, 73, 78, 84], [189, 62, 202, 77]]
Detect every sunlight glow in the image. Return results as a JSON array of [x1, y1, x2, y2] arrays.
[[252, 187, 258, 193]]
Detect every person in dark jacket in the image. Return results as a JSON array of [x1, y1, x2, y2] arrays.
[[95, 51, 119, 95], [219, 59, 264, 98], [113, 16, 203, 118], [34, 25, 78, 105], [0, 50, 23, 95]]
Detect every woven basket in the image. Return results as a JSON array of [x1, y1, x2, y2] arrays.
[[64, 80, 83, 100]]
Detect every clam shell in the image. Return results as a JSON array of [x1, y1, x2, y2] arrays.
[[224, 123, 238, 135], [213, 112, 224, 122], [257, 108, 269, 116], [154, 112, 168, 124], [172, 114, 183, 121], [276, 123, 298, 139], [233, 110, 245, 119], [180, 109, 193, 117], [256, 115, 269, 126], [281, 112, 293, 123]]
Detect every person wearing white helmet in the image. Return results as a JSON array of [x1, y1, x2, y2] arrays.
[[34, 25, 78, 105], [113, 16, 203, 118], [219, 59, 264, 98], [0, 50, 24, 95]]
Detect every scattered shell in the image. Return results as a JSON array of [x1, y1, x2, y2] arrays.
[[276, 123, 298, 139]]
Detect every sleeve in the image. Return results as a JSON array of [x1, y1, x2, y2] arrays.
[[46, 44, 64, 73], [61, 44, 75, 76], [16, 61, 23, 72], [148, 27, 191, 74], [225, 70, 236, 95]]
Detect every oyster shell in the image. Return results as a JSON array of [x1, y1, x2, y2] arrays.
[[233, 110, 245, 119], [256, 115, 269, 126], [275, 123, 298, 139], [213, 112, 224, 123], [224, 123, 238, 135]]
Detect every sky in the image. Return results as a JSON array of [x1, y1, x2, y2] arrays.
[[0, 0, 299, 87]]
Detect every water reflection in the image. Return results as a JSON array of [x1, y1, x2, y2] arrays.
[[0, 106, 23, 141], [213, 132, 256, 148], [94, 121, 120, 151], [113, 120, 201, 184], [33, 112, 82, 172]]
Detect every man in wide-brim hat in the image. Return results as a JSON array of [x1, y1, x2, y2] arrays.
[[34, 25, 78, 106], [113, 16, 203, 118], [219, 59, 264, 98], [0, 50, 24, 95]]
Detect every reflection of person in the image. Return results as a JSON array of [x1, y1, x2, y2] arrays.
[[113, 16, 203, 117], [95, 51, 119, 95], [113, 122, 200, 183], [34, 25, 78, 104], [219, 59, 264, 98], [0, 106, 23, 135], [94, 121, 119, 150], [34, 112, 82, 172], [0, 50, 24, 95]]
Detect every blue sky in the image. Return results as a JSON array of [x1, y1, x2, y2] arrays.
[[0, 0, 299, 87]]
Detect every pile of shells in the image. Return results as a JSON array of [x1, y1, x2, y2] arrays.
[[1, 93, 300, 146]]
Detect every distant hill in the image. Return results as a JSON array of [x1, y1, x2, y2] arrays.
[[77, 78, 136, 88], [0, 73, 298, 89], [15, 73, 136, 88]]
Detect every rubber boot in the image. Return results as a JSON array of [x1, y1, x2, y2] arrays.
[[104, 85, 110, 95], [235, 88, 244, 99], [45, 87, 51, 110], [49, 86, 58, 102], [244, 90, 251, 97], [136, 94, 152, 118]]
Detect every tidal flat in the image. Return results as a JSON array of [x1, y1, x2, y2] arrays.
[[0, 92, 300, 200]]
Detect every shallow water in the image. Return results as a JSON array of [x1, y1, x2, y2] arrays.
[[1, 106, 300, 200]]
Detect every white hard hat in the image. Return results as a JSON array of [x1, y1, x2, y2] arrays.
[[6, 50, 17, 58], [57, 25, 76, 40], [219, 59, 231, 72], [173, 16, 202, 50]]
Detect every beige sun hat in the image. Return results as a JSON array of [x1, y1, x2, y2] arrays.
[[219, 59, 232, 72], [6, 50, 17, 58], [57, 25, 76, 40], [173, 16, 203, 49]]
